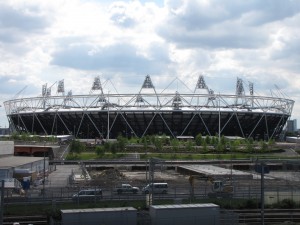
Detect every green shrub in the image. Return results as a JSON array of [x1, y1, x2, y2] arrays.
[[274, 199, 296, 209]]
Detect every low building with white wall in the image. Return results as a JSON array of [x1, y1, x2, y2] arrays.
[[150, 203, 220, 225], [0, 141, 14, 157], [60, 207, 137, 225]]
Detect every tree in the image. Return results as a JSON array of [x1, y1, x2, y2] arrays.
[[260, 141, 268, 152], [229, 141, 237, 152], [195, 134, 203, 146], [216, 141, 224, 152], [170, 138, 180, 152], [110, 142, 118, 154], [141, 136, 149, 152], [95, 145, 105, 157], [103, 141, 111, 152], [246, 140, 254, 153], [11, 132, 19, 140], [186, 140, 194, 152], [117, 135, 127, 151], [202, 140, 208, 152], [220, 135, 226, 146], [21, 132, 30, 142], [153, 137, 163, 151], [70, 139, 86, 154], [205, 135, 211, 145]]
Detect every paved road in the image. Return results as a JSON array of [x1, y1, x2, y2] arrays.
[[47, 164, 80, 187]]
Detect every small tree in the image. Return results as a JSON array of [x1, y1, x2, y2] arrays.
[[195, 134, 203, 146], [110, 142, 118, 154], [21, 132, 30, 142], [260, 141, 268, 152], [186, 140, 194, 152], [170, 138, 180, 152], [95, 145, 105, 157], [229, 141, 237, 152], [11, 132, 19, 140], [202, 140, 208, 152], [216, 141, 224, 152], [205, 135, 211, 145], [103, 141, 111, 152], [70, 139, 86, 154], [153, 137, 163, 151], [220, 135, 226, 146], [141, 136, 149, 153], [246, 141, 254, 153], [117, 135, 127, 151]]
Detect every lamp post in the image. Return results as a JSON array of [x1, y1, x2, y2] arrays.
[[42, 141, 46, 197], [107, 91, 110, 141]]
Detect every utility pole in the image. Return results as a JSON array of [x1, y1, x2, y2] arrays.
[[107, 91, 110, 141], [255, 161, 269, 225], [148, 158, 164, 206], [261, 161, 265, 225], [42, 141, 46, 197], [0, 180, 4, 225]]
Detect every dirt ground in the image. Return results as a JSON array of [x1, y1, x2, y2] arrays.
[[85, 165, 300, 192], [87, 168, 189, 188]]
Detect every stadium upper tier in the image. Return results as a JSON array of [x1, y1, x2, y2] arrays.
[[4, 75, 294, 140]]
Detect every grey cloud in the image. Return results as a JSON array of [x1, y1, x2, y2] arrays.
[[158, 0, 300, 49], [158, 24, 268, 49], [0, 3, 51, 43], [0, 75, 38, 97], [110, 12, 137, 28], [0, 4, 50, 30], [242, 0, 300, 26], [109, 2, 137, 28], [51, 42, 171, 74], [271, 38, 300, 61]]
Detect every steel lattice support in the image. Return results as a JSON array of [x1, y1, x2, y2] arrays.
[[4, 75, 294, 140]]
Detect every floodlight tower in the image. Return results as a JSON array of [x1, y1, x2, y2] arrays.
[[139, 75, 161, 107], [57, 79, 65, 96], [172, 91, 182, 110], [193, 75, 215, 106], [235, 77, 245, 105], [91, 76, 106, 103], [249, 82, 254, 107]]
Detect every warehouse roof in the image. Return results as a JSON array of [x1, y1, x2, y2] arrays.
[[0, 156, 44, 169]]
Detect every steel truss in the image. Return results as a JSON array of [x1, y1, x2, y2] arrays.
[[4, 75, 294, 140]]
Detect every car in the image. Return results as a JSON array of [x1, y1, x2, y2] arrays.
[[72, 188, 102, 201], [142, 183, 168, 194], [114, 184, 139, 194]]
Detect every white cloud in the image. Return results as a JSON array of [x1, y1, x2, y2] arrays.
[[0, 0, 299, 128]]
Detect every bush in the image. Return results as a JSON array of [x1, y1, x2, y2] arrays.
[[70, 139, 86, 154], [95, 146, 105, 157], [244, 199, 258, 209], [274, 199, 296, 209]]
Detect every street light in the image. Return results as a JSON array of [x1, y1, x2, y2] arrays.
[[42, 141, 46, 197], [107, 91, 110, 141]]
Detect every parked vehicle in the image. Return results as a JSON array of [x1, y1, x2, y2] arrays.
[[142, 183, 168, 194], [189, 175, 234, 198], [72, 188, 102, 201], [114, 184, 139, 194]]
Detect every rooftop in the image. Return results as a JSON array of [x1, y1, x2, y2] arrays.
[[0, 156, 45, 169]]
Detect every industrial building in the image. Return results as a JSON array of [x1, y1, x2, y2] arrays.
[[0, 141, 49, 193]]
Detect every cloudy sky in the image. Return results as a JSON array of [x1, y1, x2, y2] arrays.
[[0, 0, 299, 128]]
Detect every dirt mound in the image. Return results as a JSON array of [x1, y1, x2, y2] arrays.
[[89, 169, 127, 187], [98, 169, 125, 179]]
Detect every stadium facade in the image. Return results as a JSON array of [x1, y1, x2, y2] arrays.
[[3, 75, 294, 141]]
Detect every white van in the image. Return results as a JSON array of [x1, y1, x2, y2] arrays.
[[142, 183, 168, 194], [72, 188, 102, 201]]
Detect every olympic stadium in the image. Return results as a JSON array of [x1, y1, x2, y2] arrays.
[[3, 75, 294, 140]]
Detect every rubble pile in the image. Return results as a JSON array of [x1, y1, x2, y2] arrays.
[[98, 169, 125, 180], [89, 169, 127, 186]]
